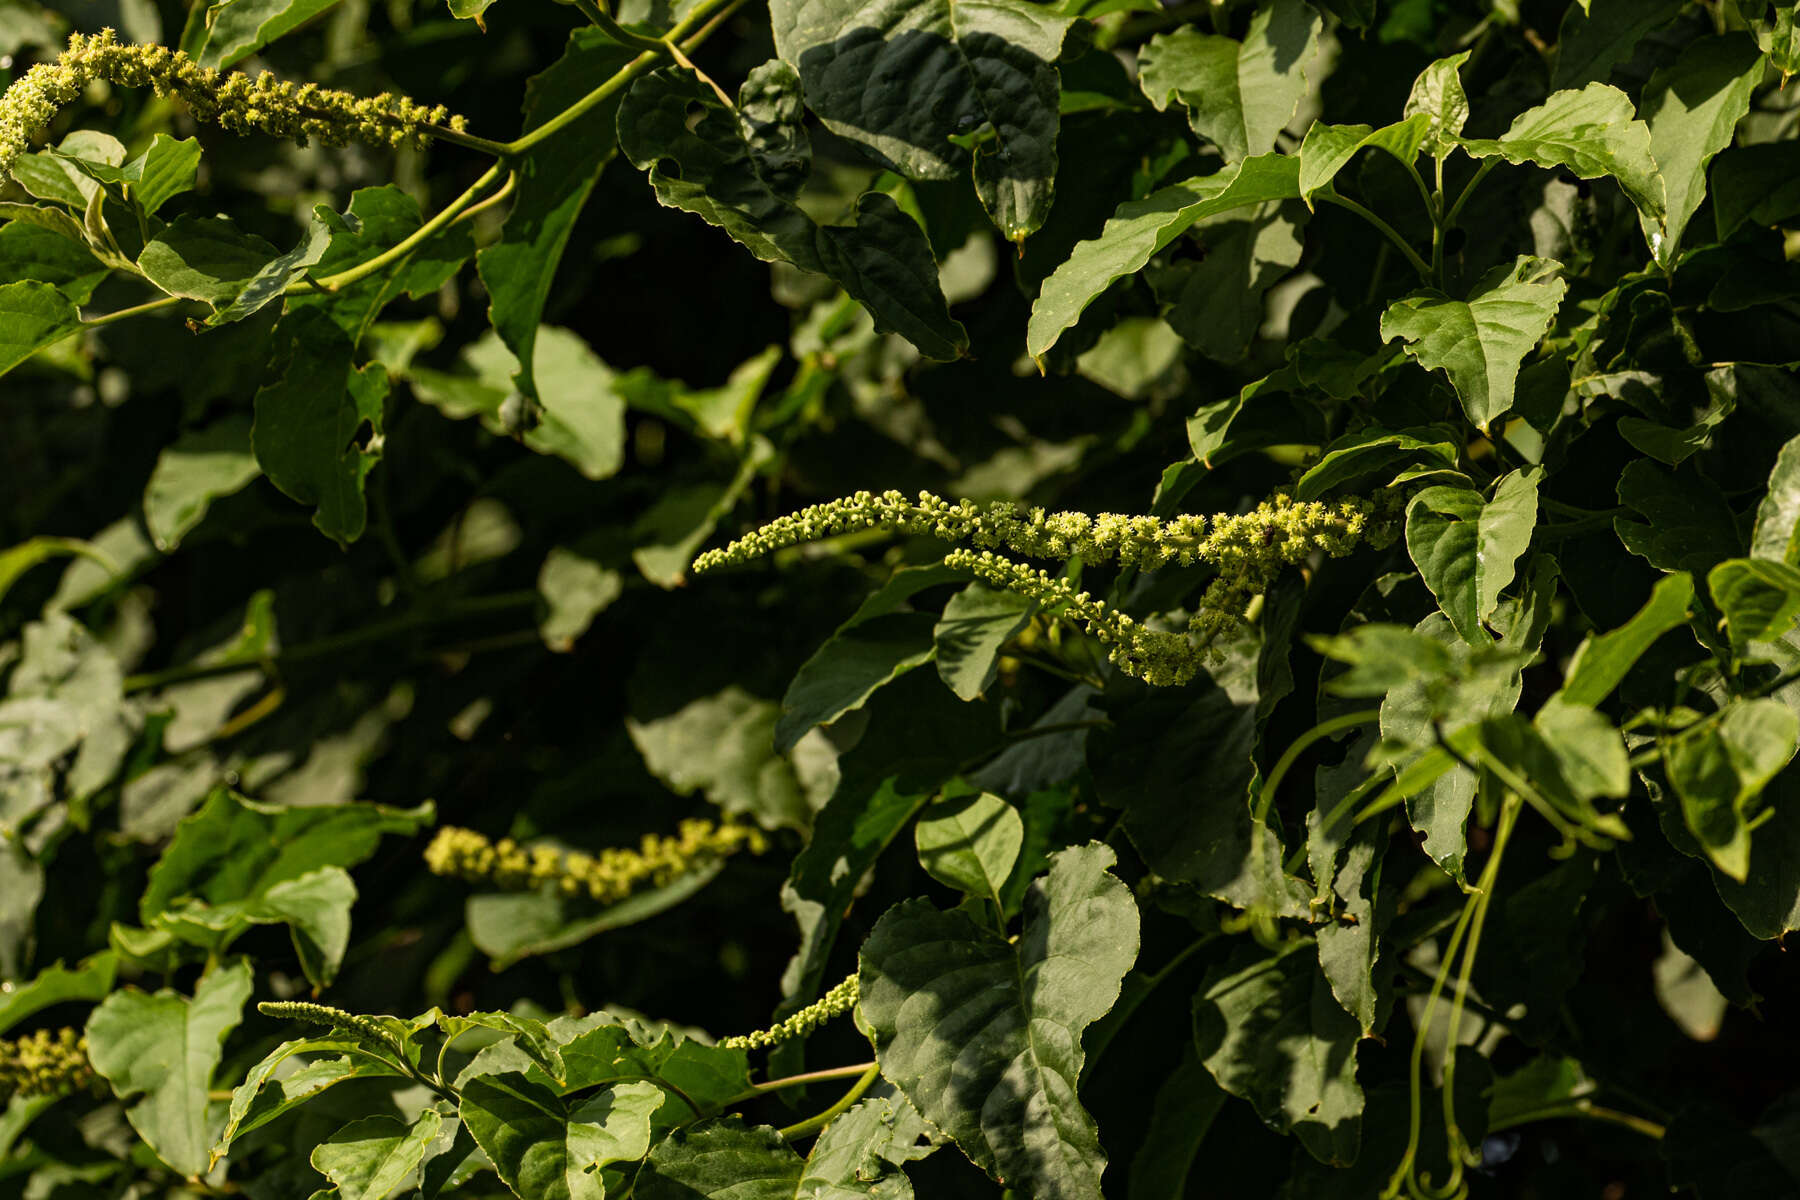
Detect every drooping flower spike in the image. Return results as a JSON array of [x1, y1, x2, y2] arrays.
[[0, 30, 467, 180], [719, 973, 859, 1050], [693, 488, 1400, 684]]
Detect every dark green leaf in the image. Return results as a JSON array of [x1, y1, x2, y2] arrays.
[[1404, 469, 1541, 645], [0, 280, 81, 379], [1638, 34, 1762, 266], [859, 842, 1138, 1200]]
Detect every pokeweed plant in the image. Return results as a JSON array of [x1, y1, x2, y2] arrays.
[[1, 0, 1800, 1196]]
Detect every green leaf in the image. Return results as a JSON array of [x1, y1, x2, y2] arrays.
[[466, 868, 725, 968], [141, 789, 430, 923], [408, 327, 629, 482], [1027, 153, 1301, 358], [460, 1074, 662, 1200], [1404, 469, 1542, 645], [121, 133, 202, 215], [1667, 699, 1800, 882], [137, 215, 280, 308], [197, 0, 348, 67], [1615, 459, 1742, 576], [1638, 34, 1762, 266], [538, 547, 622, 652], [914, 789, 1022, 904], [85, 959, 254, 1177], [0, 280, 81, 380], [1380, 256, 1567, 432], [1558, 572, 1694, 707], [142, 415, 261, 552], [291, 185, 473, 342], [773, 565, 964, 750], [1532, 697, 1630, 805], [858, 842, 1138, 1200], [1403, 51, 1471, 153], [1192, 940, 1363, 1166], [312, 1110, 446, 1200], [933, 581, 1033, 701], [1292, 425, 1459, 500], [1711, 559, 1800, 658], [1550, 0, 1684, 89], [0, 953, 116, 1036], [1149, 202, 1306, 362], [1296, 115, 1431, 206], [252, 309, 390, 545], [627, 685, 828, 831], [769, 0, 1075, 240], [1452, 84, 1663, 225], [0, 220, 108, 304], [618, 65, 966, 361], [1125, 1046, 1225, 1200], [1136, 0, 1324, 162], [479, 30, 635, 405], [1754, 434, 1800, 565], [636, 1118, 799, 1200], [211, 214, 331, 326]]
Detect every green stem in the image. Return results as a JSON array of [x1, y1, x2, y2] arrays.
[[1443, 159, 1496, 231], [1319, 193, 1432, 280], [1485, 1100, 1666, 1140], [574, 0, 671, 52], [776, 1064, 880, 1141], [419, 122, 513, 157], [723, 1061, 877, 1106], [121, 591, 539, 693], [81, 293, 185, 327], [506, 0, 740, 155], [1253, 709, 1381, 827], [310, 164, 505, 292]]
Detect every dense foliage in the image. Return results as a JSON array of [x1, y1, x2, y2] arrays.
[[3, 0, 1800, 1195]]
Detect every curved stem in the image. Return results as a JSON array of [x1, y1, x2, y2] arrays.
[[776, 1063, 880, 1142], [1485, 1100, 1665, 1140], [1254, 709, 1381, 827], [419, 122, 513, 157], [1444, 159, 1496, 231], [81, 293, 185, 327], [506, 0, 740, 155], [310, 164, 505, 292], [1318, 193, 1432, 280], [722, 1061, 877, 1106]]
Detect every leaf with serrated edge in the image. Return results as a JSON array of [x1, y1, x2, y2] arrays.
[[858, 842, 1137, 1200], [1380, 256, 1566, 432], [85, 959, 254, 1176], [1637, 34, 1761, 266], [1027, 154, 1300, 358], [1453, 83, 1663, 224], [312, 1110, 445, 1200], [1404, 468, 1542, 645], [769, 0, 1074, 239], [1137, 0, 1323, 162], [460, 1073, 662, 1200]]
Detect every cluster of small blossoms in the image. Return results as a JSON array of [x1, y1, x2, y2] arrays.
[[257, 1002, 401, 1051], [946, 548, 1202, 686], [423, 819, 770, 904], [1186, 491, 1402, 649], [692, 490, 1218, 575], [719, 974, 859, 1050], [0, 1028, 93, 1100], [0, 30, 467, 180]]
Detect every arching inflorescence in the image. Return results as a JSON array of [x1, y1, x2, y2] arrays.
[[0, 30, 467, 180], [693, 489, 1400, 685], [0, 1028, 93, 1100], [423, 819, 770, 904], [718, 973, 859, 1050]]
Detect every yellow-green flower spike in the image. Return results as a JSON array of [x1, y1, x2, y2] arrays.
[[944, 547, 1204, 686], [0, 30, 468, 180], [694, 488, 1399, 683], [258, 1002, 407, 1055], [0, 1027, 93, 1100], [719, 973, 859, 1050], [423, 819, 769, 904]]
